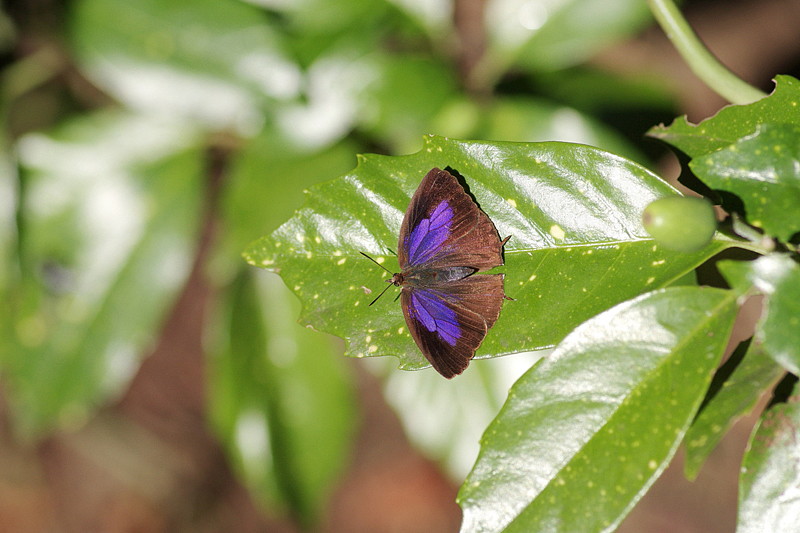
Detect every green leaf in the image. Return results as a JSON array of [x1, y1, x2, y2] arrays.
[[648, 75, 800, 158], [432, 96, 651, 167], [266, 0, 393, 44], [534, 68, 676, 115], [213, 130, 359, 523], [220, 131, 361, 267], [0, 150, 16, 291], [690, 123, 800, 241], [483, 0, 651, 74], [7, 110, 203, 436], [209, 269, 356, 526], [357, 55, 459, 153], [70, 0, 286, 133], [720, 255, 800, 375], [458, 286, 738, 533], [244, 136, 732, 372], [738, 380, 800, 532], [378, 350, 546, 478], [477, 97, 649, 166], [684, 343, 785, 480]]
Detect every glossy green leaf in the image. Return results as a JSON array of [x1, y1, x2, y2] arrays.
[[720, 255, 800, 375], [648, 75, 800, 158], [458, 286, 738, 533], [690, 123, 800, 241], [209, 269, 356, 526], [244, 136, 732, 372], [8, 110, 203, 436], [738, 380, 800, 532], [684, 343, 785, 480]]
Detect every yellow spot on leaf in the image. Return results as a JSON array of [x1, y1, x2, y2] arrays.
[[550, 224, 566, 240]]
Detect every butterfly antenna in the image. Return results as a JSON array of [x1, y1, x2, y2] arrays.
[[369, 282, 394, 306], [359, 251, 393, 274]]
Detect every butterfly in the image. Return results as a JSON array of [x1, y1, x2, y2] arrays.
[[363, 167, 509, 378]]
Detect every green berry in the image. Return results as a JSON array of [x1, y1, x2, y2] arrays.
[[642, 196, 717, 252]]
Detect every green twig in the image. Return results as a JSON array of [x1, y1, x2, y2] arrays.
[[648, 0, 766, 105]]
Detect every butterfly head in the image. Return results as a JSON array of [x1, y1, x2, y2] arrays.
[[360, 251, 405, 305], [387, 272, 404, 286]]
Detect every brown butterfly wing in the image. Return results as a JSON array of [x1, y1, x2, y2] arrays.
[[401, 274, 505, 378], [398, 168, 505, 272]]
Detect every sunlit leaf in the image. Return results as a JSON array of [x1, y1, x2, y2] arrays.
[[478, 97, 649, 166], [648, 75, 800, 158], [214, 129, 359, 524], [357, 55, 459, 154], [720, 255, 800, 375], [71, 0, 290, 133], [244, 136, 733, 372], [690, 123, 800, 241], [220, 130, 360, 267], [0, 149, 16, 291], [483, 0, 651, 75], [684, 343, 784, 480], [459, 286, 738, 533], [378, 350, 546, 478], [8, 110, 203, 436], [209, 269, 356, 526], [738, 380, 800, 532]]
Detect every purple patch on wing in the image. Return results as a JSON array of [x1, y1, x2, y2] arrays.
[[406, 201, 452, 266], [410, 290, 460, 346]]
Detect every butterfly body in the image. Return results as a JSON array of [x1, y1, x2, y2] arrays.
[[389, 266, 476, 287], [381, 168, 508, 378]]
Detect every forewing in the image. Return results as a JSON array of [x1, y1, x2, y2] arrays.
[[398, 168, 504, 272], [401, 274, 505, 378]]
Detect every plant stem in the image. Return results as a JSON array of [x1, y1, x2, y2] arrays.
[[648, 0, 766, 105]]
